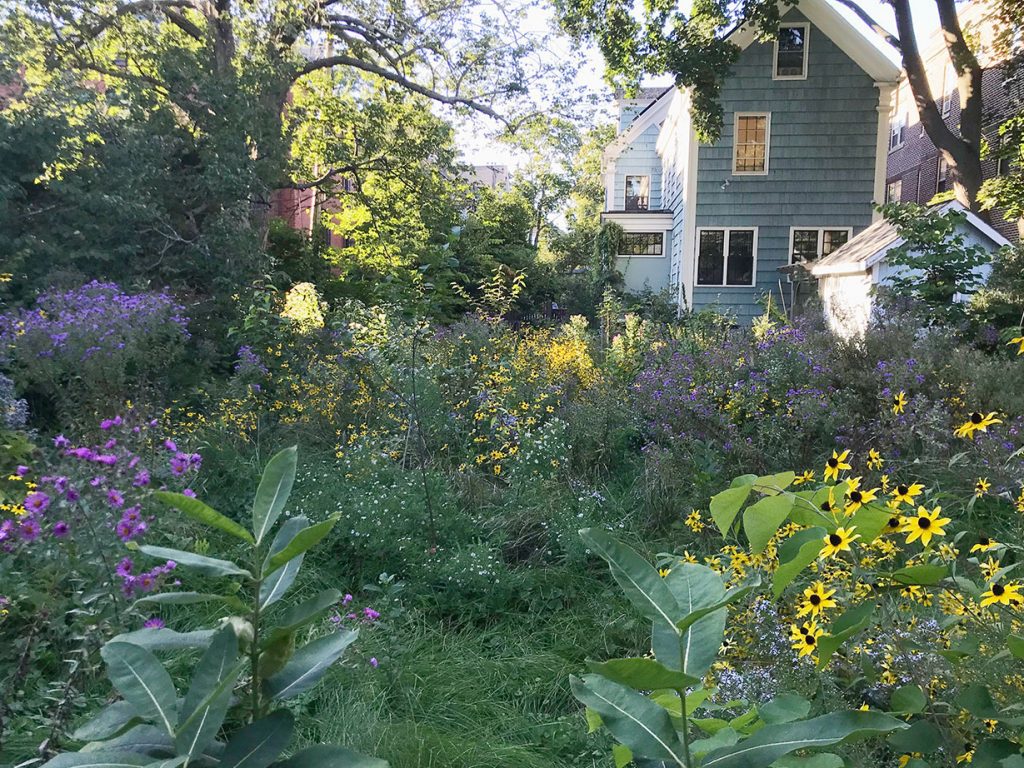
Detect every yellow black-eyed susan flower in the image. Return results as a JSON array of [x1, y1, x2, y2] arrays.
[[793, 469, 815, 486], [954, 411, 1002, 439], [797, 581, 837, 617], [820, 526, 859, 559], [684, 510, 705, 533], [1008, 336, 1024, 355], [901, 506, 951, 548], [890, 482, 924, 506], [819, 486, 838, 515], [844, 483, 879, 515], [658, 567, 671, 578], [866, 448, 884, 471], [884, 514, 903, 534], [974, 478, 990, 496], [824, 449, 851, 481], [791, 620, 824, 657], [892, 391, 908, 414], [970, 534, 998, 553], [980, 581, 1024, 607]]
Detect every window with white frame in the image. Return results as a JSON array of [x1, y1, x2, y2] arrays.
[[697, 228, 756, 286], [624, 175, 650, 211], [940, 62, 955, 117], [886, 179, 903, 203], [774, 23, 809, 79], [936, 156, 950, 193], [789, 228, 852, 264], [733, 114, 770, 174], [620, 232, 664, 256], [889, 87, 907, 151]]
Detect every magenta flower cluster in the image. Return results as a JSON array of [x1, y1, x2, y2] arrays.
[[116, 557, 179, 598]]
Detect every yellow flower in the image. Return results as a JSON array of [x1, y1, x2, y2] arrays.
[[818, 486, 839, 515], [974, 478, 990, 497], [954, 411, 1002, 439], [970, 535, 998, 553], [884, 513, 903, 534], [956, 749, 975, 764], [980, 556, 1001, 581], [901, 506, 951, 548], [820, 526, 859, 559], [880, 474, 890, 492], [866, 448, 884, 471], [892, 391, 908, 414], [980, 581, 1024, 607], [793, 470, 815, 486], [797, 581, 837, 617], [844, 484, 879, 516], [658, 567, 671, 578], [791, 620, 824, 657], [685, 510, 705, 533], [824, 449, 851, 481], [890, 482, 924, 506], [1008, 336, 1024, 355]]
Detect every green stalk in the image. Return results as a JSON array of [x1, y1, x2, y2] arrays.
[[250, 546, 262, 722], [677, 686, 692, 767]]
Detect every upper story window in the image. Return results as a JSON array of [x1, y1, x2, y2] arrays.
[[774, 23, 809, 79], [886, 179, 903, 203], [936, 156, 950, 193], [789, 228, 852, 264], [620, 232, 664, 256], [889, 87, 907, 152], [697, 228, 756, 286], [624, 175, 650, 211], [940, 62, 955, 118], [733, 113, 770, 175]]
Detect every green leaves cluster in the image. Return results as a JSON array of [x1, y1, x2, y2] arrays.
[[50, 446, 385, 768], [573, 528, 906, 766]]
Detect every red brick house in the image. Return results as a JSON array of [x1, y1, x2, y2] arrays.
[[884, 0, 1020, 240]]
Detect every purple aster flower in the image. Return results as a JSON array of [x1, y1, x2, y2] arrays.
[[66, 486, 80, 502], [363, 607, 381, 622], [369, 657, 379, 668], [163, 439, 177, 452], [107, 489, 125, 508], [133, 469, 151, 487], [52, 521, 69, 537], [19, 518, 41, 541], [15, 465, 28, 477], [53, 434, 70, 448], [116, 557, 134, 577], [182, 489, 196, 498], [24, 492, 51, 514], [143, 617, 165, 629]]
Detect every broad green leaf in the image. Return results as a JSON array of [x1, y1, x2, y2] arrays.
[[701, 710, 907, 768], [262, 517, 338, 576], [742, 495, 795, 554], [145, 759, 188, 768], [972, 738, 1021, 766], [82, 725, 173, 756], [731, 474, 758, 487], [729, 708, 761, 734], [580, 528, 681, 631], [888, 720, 942, 753], [959, 684, 999, 718], [101, 643, 178, 737], [753, 471, 796, 495], [612, 744, 632, 768], [693, 717, 732, 735], [758, 694, 811, 725], [175, 627, 241, 758], [846, 504, 892, 543], [1008, 635, 1024, 659], [710, 485, 752, 536], [675, 576, 761, 635], [773, 528, 827, 598], [73, 700, 140, 742], [891, 685, 926, 714], [691, 727, 741, 757], [220, 710, 294, 768], [259, 516, 310, 609], [154, 492, 254, 545], [132, 592, 246, 611], [772, 754, 844, 768], [889, 564, 949, 586], [664, 564, 727, 677], [570, 674, 688, 765], [136, 546, 251, 579], [252, 446, 298, 546], [264, 629, 358, 700], [938, 636, 980, 662], [276, 744, 388, 768], [109, 629, 216, 651], [585, 707, 603, 733], [264, 589, 343, 644], [586, 658, 698, 690], [815, 602, 875, 669], [651, 688, 709, 718], [40, 752, 154, 768]]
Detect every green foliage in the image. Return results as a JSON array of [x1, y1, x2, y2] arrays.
[[49, 447, 384, 768]]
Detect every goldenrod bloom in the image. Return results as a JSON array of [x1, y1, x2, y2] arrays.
[[820, 526, 859, 559], [797, 581, 837, 617], [791, 620, 824, 657], [844, 484, 879, 515], [890, 482, 924, 506], [793, 469, 815, 486], [1008, 336, 1024, 355], [901, 506, 951, 547], [954, 411, 1002, 439], [867, 448, 884, 471], [892, 391, 908, 414], [974, 478, 990, 496], [980, 581, 1024, 607], [824, 449, 851, 481], [970, 535, 998, 553]]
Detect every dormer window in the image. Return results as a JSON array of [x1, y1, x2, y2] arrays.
[[774, 23, 809, 79], [625, 175, 650, 211]]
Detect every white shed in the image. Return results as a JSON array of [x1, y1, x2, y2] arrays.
[[809, 201, 1010, 337]]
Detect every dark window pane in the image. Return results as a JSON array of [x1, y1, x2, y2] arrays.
[[822, 229, 849, 255], [625, 175, 650, 211], [697, 230, 725, 285], [791, 229, 819, 263], [621, 232, 663, 255], [776, 26, 806, 76], [726, 230, 754, 285]]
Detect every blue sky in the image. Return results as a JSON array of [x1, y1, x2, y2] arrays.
[[456, 0, 942, 166]]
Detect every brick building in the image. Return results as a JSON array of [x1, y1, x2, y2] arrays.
[[884, 0, 1020, 240]]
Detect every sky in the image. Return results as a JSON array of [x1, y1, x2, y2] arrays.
[[455, 0, 943, 168]]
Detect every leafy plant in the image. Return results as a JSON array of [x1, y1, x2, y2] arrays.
[[44, 446, 386, 768], [573, 526, 907, 767]]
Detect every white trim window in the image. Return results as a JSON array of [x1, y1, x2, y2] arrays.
[[788, 227, 853, 264], [936, 156, 950, 194], [696, 228, 757, 286], [889, 87, 907, 151], [733, 113, 770, 175], [885, 179, 902, 203], [774, 23, 809, 79], [620, 231, 665, 257], [624, 175, 650, 211]]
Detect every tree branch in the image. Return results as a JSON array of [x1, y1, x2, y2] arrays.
[[79, 0, 197, 40], [295, 54, 505, 122], [935, 0, 983, 150], [830, 0, 900, 49]]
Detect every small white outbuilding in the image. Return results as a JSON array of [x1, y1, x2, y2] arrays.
[[809, 201, 1011, 337]]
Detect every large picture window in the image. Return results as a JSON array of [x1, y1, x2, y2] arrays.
[[774, 23, 808, 79], [697, 228, 756, 286], [789, 227, 852, 264], [733, 114, 770, 174], [620, 232, 664, 256]]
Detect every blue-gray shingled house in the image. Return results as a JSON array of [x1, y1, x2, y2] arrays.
[[602, 0, 902, 321]]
